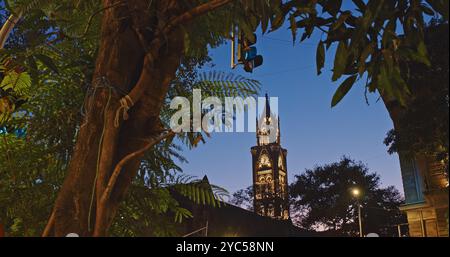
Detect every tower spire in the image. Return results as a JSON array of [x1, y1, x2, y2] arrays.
[[265, 93, 271, 121], [256, 117, 260, 146], [277, 115, 281, 144]]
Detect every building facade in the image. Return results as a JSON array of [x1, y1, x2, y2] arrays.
[[251, 94, 290, 220], [399, 153, 449, 237]]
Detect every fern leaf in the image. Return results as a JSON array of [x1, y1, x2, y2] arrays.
[[0, 71, 31, 97]]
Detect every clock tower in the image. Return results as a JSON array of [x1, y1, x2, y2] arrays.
[[251, 94, 289, 220]]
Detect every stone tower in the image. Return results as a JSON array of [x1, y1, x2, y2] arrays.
[[251, 94, 289, 220]]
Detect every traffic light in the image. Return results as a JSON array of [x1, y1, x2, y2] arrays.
[[240, 33, 263, 73], [230, 29, 263, 73]]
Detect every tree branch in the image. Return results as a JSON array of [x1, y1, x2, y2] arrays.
[[0, 12, 22, 49], [93, 130, 176, 236], [102, 130, 175, 203], [64, 1, 128, 40], [42, 210, 55, 237], [125, 0, 235, 107], [163, 0, 235, 34]]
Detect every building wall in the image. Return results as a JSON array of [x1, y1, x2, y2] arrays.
[[400, 154, 449, 237]]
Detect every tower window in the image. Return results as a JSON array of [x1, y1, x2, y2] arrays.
[[278, 154, 285, 171], [258, 154, 271, 168]]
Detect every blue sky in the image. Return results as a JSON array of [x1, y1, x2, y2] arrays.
[[176, 24, 404, 197]]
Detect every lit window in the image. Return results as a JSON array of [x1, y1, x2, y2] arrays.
[[258, 154, 271, 168], [279, 174, 285, 184], [259, 176, 266, 183], [278, 154, 285, 170]]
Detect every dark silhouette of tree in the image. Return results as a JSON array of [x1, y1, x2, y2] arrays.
[[384, 20, 449, 171], [230, 186, 253, 211], [290, 157, 406, 237]]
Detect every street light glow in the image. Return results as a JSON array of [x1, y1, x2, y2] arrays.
[[352, 188, 360, 197], [350, 187, 363, 237]]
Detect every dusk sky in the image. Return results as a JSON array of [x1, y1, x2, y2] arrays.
[[176, 23, 404, 197]]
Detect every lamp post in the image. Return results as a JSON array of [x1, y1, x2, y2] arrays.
[[351, 188, 363, 237]]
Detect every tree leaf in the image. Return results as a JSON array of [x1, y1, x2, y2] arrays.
[[331, 11, 351, 31], [417, 41, 431, 66], [322, 0, 342, 17], [270, 9, 285, 32], [0, 71, 31, 97], [358, 43, 373, 75], [34, 54, 59, 74], [425, 0, 449, 20], [332, 40, 348, 81], [316, 41, 325, 75], [290, 15, 297, 45], [331, 75, 357, 107]]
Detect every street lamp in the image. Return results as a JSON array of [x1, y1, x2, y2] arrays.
[[351, 187, 363, 237]]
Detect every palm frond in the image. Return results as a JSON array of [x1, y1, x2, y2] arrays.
[[5, 0, 54, 14], [174, 206, 193, 223], [171, 175, 229, 208], [196, 71, 261, 99]]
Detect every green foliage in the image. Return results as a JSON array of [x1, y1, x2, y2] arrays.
[[4, 0, 448, 111], [165, 58, 261, 150], [278, 0, 448, 107], [0, 26, 87, 236], [112, 154, 229, 236], [331, 75, 357, 107], [173, 175, 228, 208], [1, 3, 239, 235], [316, 41, 325, 75], [0, 70, 31, 97], [0, 134, 64, 236], [197, 71, 261, 99], [290, 157, 406, 236]]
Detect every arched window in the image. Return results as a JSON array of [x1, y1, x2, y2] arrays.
[[259, 176, 266, 183], [259, 205, 265, 215], [279, 174, 285, 184], [268, 205, 275, 217], [278, 154, 285, 171]]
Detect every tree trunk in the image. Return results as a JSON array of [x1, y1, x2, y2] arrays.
[[380, 90, 438, 190], [44, 0, 233, 237], [47, 0, 185, 237]]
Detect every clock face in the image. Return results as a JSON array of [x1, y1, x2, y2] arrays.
[[258, 154, 271, 168]]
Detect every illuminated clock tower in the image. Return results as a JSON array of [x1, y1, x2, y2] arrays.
[[251, 94, 289, 220]]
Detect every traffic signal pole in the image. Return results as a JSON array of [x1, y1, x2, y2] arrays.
[[231, 28, 236, 69]]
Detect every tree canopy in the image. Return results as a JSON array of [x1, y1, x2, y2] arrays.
[[1, 0, 448, 109], [289, 157, 406, 237], [230, 157, 406, 236]]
